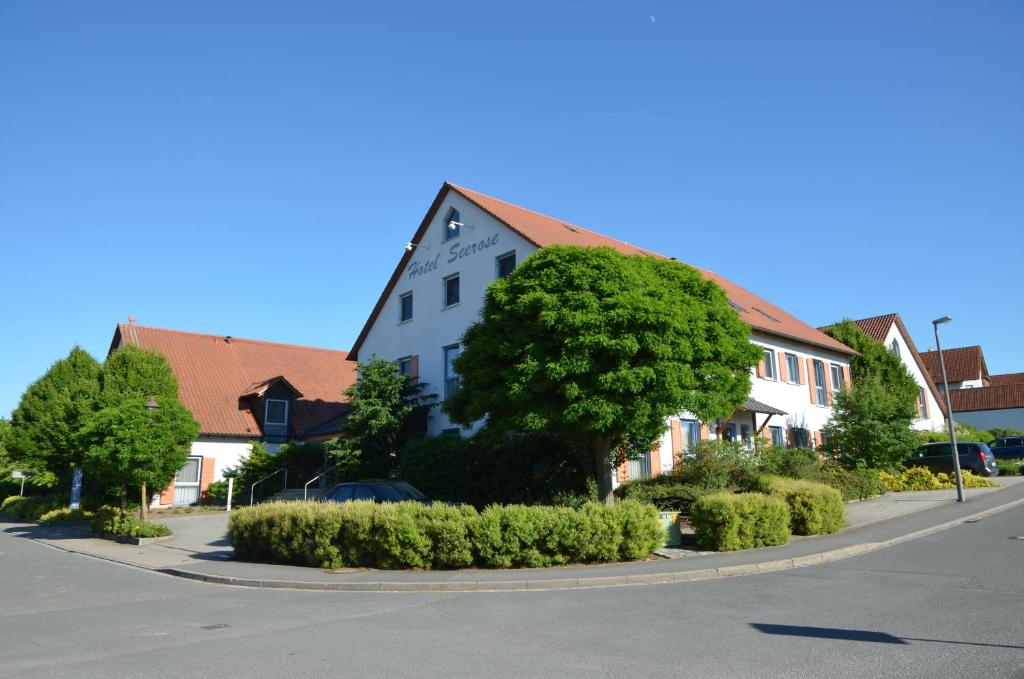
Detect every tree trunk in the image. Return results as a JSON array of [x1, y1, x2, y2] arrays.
[[140, 481, 147, 522], [120, 482, 127, 513], [592, 435, 614, 506]]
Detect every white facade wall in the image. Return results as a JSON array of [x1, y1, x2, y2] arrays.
[[191, 437, 252, 482], [358, 192, 538, 435], [954, 408, 1024, 432], [881, 325, 946, 431]]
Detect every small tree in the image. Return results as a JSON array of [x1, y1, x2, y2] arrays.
[[822, 377, 918, 471], [331, 357, 435, 479], [8, 347, 102, 488], [80, 397, 199, 520], [444, 246, 761, 504], [822, 320, 920, 406]]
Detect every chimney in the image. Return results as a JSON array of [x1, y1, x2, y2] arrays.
[[225, 336, 233, 344], [127, 316, 137, 325]]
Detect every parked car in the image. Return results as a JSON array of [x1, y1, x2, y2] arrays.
[[322, 480, 432, 505], [908, 442, 999, 477], [987, 436, 1024, 460]]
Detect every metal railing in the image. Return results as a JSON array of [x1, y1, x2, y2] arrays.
[[250, 468, 287, 506], [303, 463, 341, 501]]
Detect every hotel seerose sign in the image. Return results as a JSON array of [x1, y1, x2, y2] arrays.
[[407, 233, 500, 279]]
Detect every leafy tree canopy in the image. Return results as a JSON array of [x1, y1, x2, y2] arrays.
[[80, 397, 199, 518], [823, 376, 918, 471], [100, 345, 179, 407], [8, 347, 102, 486], [443, 245, 761, 503], [330, 357, 436, 479]]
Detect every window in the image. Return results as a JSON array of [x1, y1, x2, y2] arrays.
[[812, 360, 827, 405], [820, 431, 830, 449], [173, 457, 202, 506], [397, 357, 412, 377], [739, 423, 753, 447], [762, 348, 777, 380], [785, 353, 800, 384], [791, 428, 808, 448], [725, 423, 737, 442], [627, 454, 652, 480], [769, 426, 785, 447], [680, 419, 699, 457], [443, 207, 461, 241], [917, 386, 927, 418], [830, 364, 844, 393], [399, 292, 413, 322], [443, 274, 460, 308], [443, 344, 461, 399], [265, 399, 288, 425], [890, 339, 901, 358], [496, 251, 516, 279]]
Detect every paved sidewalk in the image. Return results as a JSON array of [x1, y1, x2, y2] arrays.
[[4, 477, 1023, 592]]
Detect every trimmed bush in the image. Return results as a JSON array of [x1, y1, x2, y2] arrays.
[[882, 467, 996, 492], [995, 459, 1024, 476], [38, 508, 94, 524], [613, 476, 714, 513], [228, 500, 663, 570], [690, 492, 790, 551], [91, 506, 171, 538], [757, 477, 844, 535], [1, 495, 64, 521]]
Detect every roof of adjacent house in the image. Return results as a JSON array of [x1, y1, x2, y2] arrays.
[[110, 324, 356, 438], [845, 313, 947, 417], [919, 345, 989, 386], [349, 182, 855, 359], [949, 384, 1024, 413], [990, 373, 1024, 387]]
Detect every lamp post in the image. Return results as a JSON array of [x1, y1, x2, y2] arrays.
[[933, 317, 965, 503]]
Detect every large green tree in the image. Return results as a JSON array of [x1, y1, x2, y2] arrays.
[[80, 397, 199, 520], [821, 320, 920, 404], [100, 345, 179, 406], [444, 245, 761, 504], [8, 347, 102, 487], [822, 377, 918, 470], [329, 357, 435, 479]]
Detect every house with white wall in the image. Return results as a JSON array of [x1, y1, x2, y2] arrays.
[[108, 323, 355, 506], [841, 313, 947, 431], [348, 182, 856, 483], [919, 345, 991, 392]]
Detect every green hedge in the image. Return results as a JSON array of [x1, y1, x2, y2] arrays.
[[613, 477, 714, 513], [39, 508, 94, 524], [228, 500, 664, 570], [690, 492, 790, 551], [996, 459, 1024, 476], [757, 477, 845, 535], [1, 495, 65, 521]]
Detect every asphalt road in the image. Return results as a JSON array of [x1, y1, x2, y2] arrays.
[[2, 507, 1023, 679]]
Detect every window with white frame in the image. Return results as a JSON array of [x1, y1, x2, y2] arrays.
[[397, 357, 412, 377], [830, 363, 844, 394], [785, 353, 800, 383], [627, 453, 652, 480], [443, 344, 461, 399], [812, 360, 827, 405], [496, 251, 516, 279], [762, 348, 777, 380], [265, 399, 288, 426], [769, 426, 785, 447], [399, 292, 413, 323], [680, 419, 699, 457], [443, 274, 460, 308], [443, 207, 461, 241]]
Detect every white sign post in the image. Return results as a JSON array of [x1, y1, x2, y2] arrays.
[[11, 471, 26, 497], [226, 477, 234, 512]]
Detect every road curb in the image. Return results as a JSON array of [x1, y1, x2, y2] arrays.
[[24, 494, 1024, 593]]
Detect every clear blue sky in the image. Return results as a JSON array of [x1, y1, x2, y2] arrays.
[[2, 1, 1022, 417]]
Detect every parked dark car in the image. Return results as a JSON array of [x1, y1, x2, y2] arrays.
[[322, 480, 432, 505], [988, 436, 1024, 460], [908, 442, 999, 477]]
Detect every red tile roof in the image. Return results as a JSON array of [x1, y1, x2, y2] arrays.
[[349, 183, 855, 359], [847, 313, 947, 417], [990, 373, 1024, 387], [949, 384, 1024, 413], [919, 346, 989, 386], [111, 324, 356, 438]]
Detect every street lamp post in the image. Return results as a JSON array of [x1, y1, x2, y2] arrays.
[[933, 317, 965, 503]]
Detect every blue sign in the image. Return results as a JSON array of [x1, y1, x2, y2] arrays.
[[70, 466, 83, 510]]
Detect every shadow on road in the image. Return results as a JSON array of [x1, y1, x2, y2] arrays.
[[750, 623, 1024, 650]]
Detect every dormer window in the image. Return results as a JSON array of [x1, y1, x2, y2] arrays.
[[265, 399, 288, 426], [444, 208, 461, 242]]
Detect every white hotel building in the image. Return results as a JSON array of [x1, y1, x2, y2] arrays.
[[348, 183, 856, 483]]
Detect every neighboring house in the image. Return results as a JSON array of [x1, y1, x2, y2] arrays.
[[842, 313, 946, 431], [919, 345, 991, 392], [108, 323, 356, 506], [948, 385, 1024, 432], [348, 182, 855, 483]]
